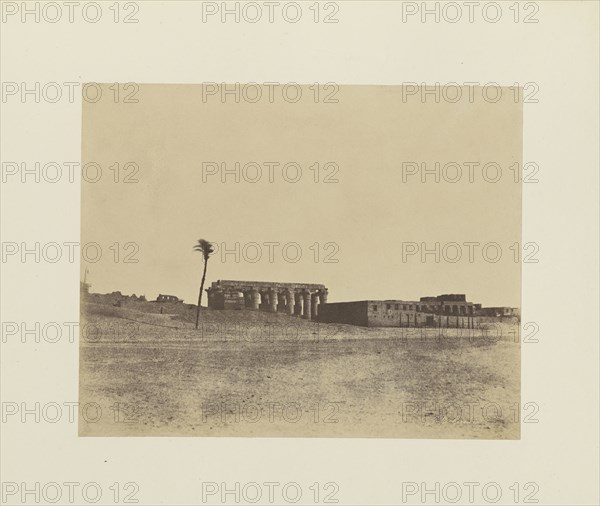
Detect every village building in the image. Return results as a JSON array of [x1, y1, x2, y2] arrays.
[[156, 294, 182, 303]]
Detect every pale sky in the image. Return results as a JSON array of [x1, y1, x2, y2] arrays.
[[82, 84, 521, 308]]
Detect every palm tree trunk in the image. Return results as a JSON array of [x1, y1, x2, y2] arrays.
[[195, 259, 208, 329]]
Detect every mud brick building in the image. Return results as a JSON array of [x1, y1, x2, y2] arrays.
[[156, 294, 181, 303], [476, 306, 520, 318], [318, 294, 513, 328]]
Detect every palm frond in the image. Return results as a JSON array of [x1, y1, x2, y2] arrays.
[[193, 238, 215, 259]]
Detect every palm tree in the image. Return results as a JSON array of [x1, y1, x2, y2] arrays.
[[193, 239, 215, 329]]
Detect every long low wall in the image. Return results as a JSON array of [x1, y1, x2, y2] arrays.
[[318, 301, 369, 326], [319, 301, 518, 328]]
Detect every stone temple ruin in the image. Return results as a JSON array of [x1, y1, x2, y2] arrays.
[[206, 280, 328, 320], [206, 281, 518, 328], [83, 277, 518, 328]]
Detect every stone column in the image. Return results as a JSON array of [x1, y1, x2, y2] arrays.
[[260, 290, 269, 311], [286, 289, 295, 315], [269, 288, 278, 313], [318, 288, 328, 305], [302, 290, 312, 320], [213, 288, 225, 310], [311, 293, 319, 319], [279, 292, 287, 312], [250, 288, 260, 310], [294, 291, 303, 316]]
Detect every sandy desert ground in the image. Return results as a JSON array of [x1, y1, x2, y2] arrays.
[[79, 302, 520, 439]]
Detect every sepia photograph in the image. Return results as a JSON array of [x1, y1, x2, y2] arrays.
[[79, 84, 522, 439]]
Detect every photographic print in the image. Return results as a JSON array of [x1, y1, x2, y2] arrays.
[[79, 84, 522, 439]]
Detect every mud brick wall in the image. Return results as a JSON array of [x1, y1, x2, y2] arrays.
[[318, 301, 369, 326]]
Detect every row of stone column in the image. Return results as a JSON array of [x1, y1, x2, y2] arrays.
[[244, 287, 327, 320]]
